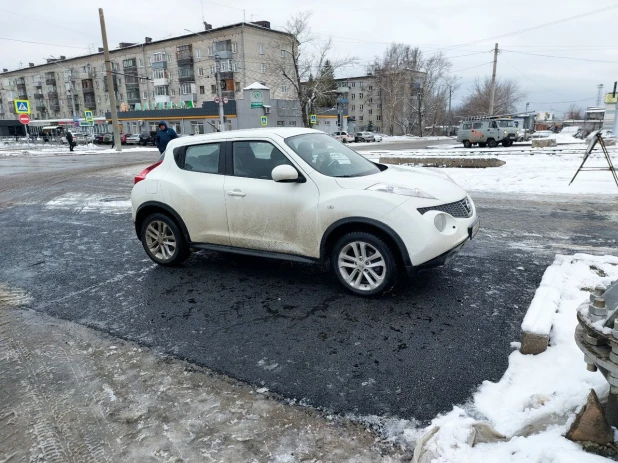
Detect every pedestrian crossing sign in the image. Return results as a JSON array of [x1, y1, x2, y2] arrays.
[[84, 110, 94, 122], [260, 116, 267, 126], [14, 100, 30, 115], [310, 114, 317, 124]]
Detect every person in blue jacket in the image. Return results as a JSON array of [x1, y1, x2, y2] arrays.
[[155, 121, 178, 153]]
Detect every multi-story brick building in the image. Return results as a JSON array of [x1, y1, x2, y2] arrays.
[[0, 21, 295, 124]]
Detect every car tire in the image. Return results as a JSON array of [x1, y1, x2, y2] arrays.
[[140, 213, 190, 266], [502, 140, 512, 147], [478, 142, 487, 148], [332, 232, 398, 297], [487, 138, 497, 148], [463, 140, 472, 148]]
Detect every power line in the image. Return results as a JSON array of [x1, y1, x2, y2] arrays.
[[452, 62, 494, 73], [502, 49, 618, 64], [0, 8, 95, 37], [503, 57, 570, 98], [435, 4, 618, 52], [0, 37, 89, 50], [528, 97, 596, 105]]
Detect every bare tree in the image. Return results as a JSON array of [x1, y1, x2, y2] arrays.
[[272, 12, 356, 128], [373, 45, 453, 136], [458, 77, 525, 117], [564, 104, 583, 120]]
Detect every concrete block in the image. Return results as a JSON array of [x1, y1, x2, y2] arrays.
[[566, 389, 614, 445], [520, 331, 550, 355], [531, 138, 557, 148], [604, 138, 616, 146], [379, 157, 506, 168]]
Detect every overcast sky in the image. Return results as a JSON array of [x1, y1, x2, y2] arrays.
[[2, 0, 617, 115]]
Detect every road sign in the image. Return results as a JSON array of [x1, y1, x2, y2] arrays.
[[310, 114, 317, 125], [214, 96, 220, 104], [81, 121, 94, 126], [14, 99, 30, 115], [18, 114, 30, 125], [84, 110, 94, 122], [223, 97, 229, 104], [74, 121, 80, 128], [73, 116, 79, 123], [260, 116, 267, 126]]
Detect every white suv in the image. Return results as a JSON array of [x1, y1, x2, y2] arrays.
[[131, 128, 479, 296]]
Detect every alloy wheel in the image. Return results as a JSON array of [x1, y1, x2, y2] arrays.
[[145, 220, 177, 261], [337, 241, 386, 291]]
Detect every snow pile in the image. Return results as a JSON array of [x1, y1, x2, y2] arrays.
[[0, 145, 158, 157], [413, 253, 618, 463]]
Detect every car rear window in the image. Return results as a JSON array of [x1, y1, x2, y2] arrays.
[[182, 143, 221, 174]]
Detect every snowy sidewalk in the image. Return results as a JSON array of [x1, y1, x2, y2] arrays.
[[0, 284, 406, 463]]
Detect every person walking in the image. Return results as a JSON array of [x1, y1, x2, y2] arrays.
[[110, 133, 115, 149], [155, 121, 178, 154], [66, 130, 74, 152]]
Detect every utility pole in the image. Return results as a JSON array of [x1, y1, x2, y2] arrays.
[[214, 54, 225, 131], [98, 8, 121, 152], [612, 82, 618, 136], [488, 43, 498, 116], [448, 86, 453, 136], [597, 84, 604, 107]]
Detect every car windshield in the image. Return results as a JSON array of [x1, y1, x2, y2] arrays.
[[285, 133, 381, 178], [498, 121, 514, 127]]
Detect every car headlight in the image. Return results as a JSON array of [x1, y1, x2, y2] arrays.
[[504, 130, 507, 135], [366, 183, 436, 199]]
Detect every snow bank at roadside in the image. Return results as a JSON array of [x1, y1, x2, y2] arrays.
[[0, 145, 158, 157], [45, 193, 131, 213], [412, 254, 618, 463]]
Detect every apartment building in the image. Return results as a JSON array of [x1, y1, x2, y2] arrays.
[[0, 21, 295, 122], [335, 69, 425, 135]]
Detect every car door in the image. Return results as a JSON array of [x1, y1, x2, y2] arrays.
[[223, 139, 320, 258], [163, 141, 230, 245]]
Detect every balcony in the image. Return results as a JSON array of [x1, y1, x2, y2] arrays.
[[34, 92, 44, 99], [215, 50, 232, 60], [45, 77, 56, 85], [81, 71, 96, 79], [82, 87, 94, 95], [178, 73, 195, 83], [220, 71, 234, 80], [18, 92, 28, 99], [153, 77, 169, 86], [125, 78, 140, 89], [151, 59, 167, 70], [16, 77, 26, 85], [48, 91, 58, 98], [222, 90, 235, 99], [127, 95, 141, 104], [50, 102, 60, 112], [154, 95, 171, 104], [34, 80, 43, 88], [176, 52, 193, 65], [84, 100, 96, 109], [36, 104, 46, 111], [180, 93, 197, 102]]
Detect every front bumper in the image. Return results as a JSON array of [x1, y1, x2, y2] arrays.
[[416, 217, 480, 270]]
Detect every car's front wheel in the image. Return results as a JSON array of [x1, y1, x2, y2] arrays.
[[332, 232, 398, 296], [141, 213, 190, 266]]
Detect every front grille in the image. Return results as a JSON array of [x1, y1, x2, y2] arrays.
[[418, 197, 473, 218]]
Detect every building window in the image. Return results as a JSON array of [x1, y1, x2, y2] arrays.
[[210, 65, 216, 74], [235, 81, 241, 92], [260, 63, 266, 73], [232, 42, 238, 53], [351, 94, 355, 99], [233, 63, 238, 72], [359, 92, 363, 98], [211, 85, 217, 94], [368, 85, 373, 91], [368, 109, 372, 115], [153, 53, 165, 63], [351, 105, 355, 111], [289, 121, 296, 126], [200, 85, 205, 94], [167, 54, 173, 63], [376, 115, 381, 121], [281, 49, 286, 58], [155, 86, 169, 96], [359, 81, 364, 87], [368, 98, 373, 103], [351, 82, 355, 87], [277, 121, 285, 126], [180, 83, 192, 94], [171, 89, 176, 96], [97, 96, 101, 103], [139, 59, 143, 67], [259, 44, 265, 55], [95, 81, 99, 89], [105, 94, 109, 101], [282, 85, 288, 94], [196, 49, 202, 58], [359, 116, 363, 121], [119, 93, 123, 101], [198, 67, 204, 76], [207, 46, 213, 56], [122, 58, 136, 68], [359, 104, 364, 110], [142, 91, 147, 99]]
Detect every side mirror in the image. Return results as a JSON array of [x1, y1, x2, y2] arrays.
[[272, 164, 300, 182]]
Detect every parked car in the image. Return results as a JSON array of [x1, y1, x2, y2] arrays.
[[354, 132, 376, 142], [102, 134, 113, 144], [457, 119, 515, 147], [560, 126, 582, 138], [531, 130, 554, 139], [139, 131, 157, 146], [94, 134, 105, 144], [120, 133, 131, 145], [131, 128, 479, 296], [60, 132, 93, 145], [332, 131, 354, 143], [373, 133, 383, 142], [496, 119, 520, 144], [126, 134, 141, 145]]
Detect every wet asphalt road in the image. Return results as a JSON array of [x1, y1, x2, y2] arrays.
[[1, 152, 616, 422]]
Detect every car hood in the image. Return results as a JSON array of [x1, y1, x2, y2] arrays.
[[334, 164, 466, 202]]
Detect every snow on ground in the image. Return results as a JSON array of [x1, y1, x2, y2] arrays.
[[410, 253, 618, 463], [371, 148, 618, 196], [45, 193, 131, 213], [0, 144, 158, 157]]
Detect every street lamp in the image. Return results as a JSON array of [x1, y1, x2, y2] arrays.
[[185, 28, 225, 131]]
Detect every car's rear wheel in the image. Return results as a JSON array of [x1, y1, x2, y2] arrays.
[[332, 232, 398, 296], [141, 213, 189, 266], [463, 140, 472, 148]]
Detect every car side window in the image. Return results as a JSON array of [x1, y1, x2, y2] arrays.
[[490, 121, 498, 129], [472, 122, 482, 129], [183, 143, 221, 174], [232, 141, 293, 180]]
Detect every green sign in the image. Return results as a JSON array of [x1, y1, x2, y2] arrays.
[[251, 90, 264, 109], [81, 121, 94, 126], [310, 114, 317, 124], [260, 116, 268, 126]]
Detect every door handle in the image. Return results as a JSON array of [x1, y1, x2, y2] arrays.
[[227, 190, 246, 197]]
